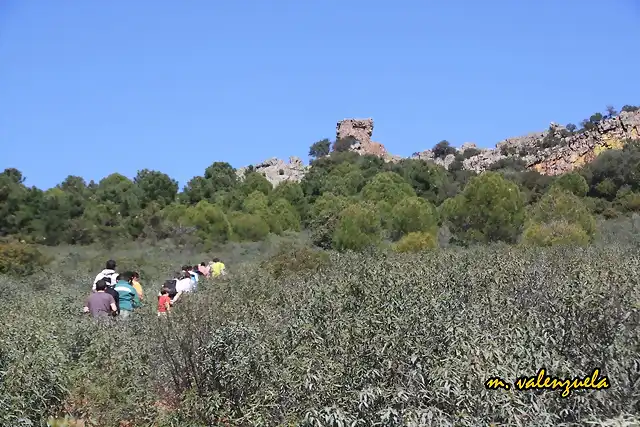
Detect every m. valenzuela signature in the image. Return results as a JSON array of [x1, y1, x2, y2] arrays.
[[484, 368, 610, 397]]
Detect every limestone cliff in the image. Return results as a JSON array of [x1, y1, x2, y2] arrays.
[[461, 110, 640, 175], [239, 110, 640, 187]]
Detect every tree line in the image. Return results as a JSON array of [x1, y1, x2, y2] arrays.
[[2, 126, 640, 252]]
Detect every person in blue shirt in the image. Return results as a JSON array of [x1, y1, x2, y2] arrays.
[[113, 273, 141, 319]]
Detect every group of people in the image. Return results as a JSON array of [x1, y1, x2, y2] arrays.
[[83, 258, 227, 319]]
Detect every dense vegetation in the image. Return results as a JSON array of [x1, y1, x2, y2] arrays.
[[3, 236, 640, 426], [2, 105, 640, 425]]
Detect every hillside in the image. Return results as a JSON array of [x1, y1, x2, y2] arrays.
[[3, 105, 640, 426], [244, 106, 640, 187], [2, 103, 640, 252]]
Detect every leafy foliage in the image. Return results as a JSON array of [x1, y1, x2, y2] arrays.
[[432, 140, 457, 159], [0, 241, 51, 276], [440, 172, 526, 243], [392, 230, 438, 252], [4, 241, 640, 426]]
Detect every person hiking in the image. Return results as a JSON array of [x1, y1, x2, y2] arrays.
[[187, 265, 199, 290], [171, 271, 194, 305], [93, 259, 118, 291], [159, 272, 181, 301], [114, 272, 141, 319], [198, 262, 210, 278], [130, 271, 144, 300], [210, 258, 226, 278], [157, 287, 171, 317], [83, 279, 118, 318], [100, 278, 121, 315]]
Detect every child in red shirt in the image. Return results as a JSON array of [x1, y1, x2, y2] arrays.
[[158, 287, 171, 316]]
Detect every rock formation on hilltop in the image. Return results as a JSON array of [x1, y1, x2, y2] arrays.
[[336, 118, 402, 161], [413, 110, 640, 175], [236, 156, 308, 186], [239, 109, 640, 186]]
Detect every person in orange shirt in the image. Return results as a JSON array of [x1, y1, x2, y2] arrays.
[[131, 271, 144, 300]]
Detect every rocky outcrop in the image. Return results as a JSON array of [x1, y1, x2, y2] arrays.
[[239, 110, 640, 187], [336, 118, 399, 161], [236, 156, 308, 187], [462, 110, 640, 175]]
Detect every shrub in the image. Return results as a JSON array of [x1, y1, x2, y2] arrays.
[[390, 196, 438, 238], [521, 220, 591, 247], [229, 212, 270, 241], [392, 231, 438, 252], [527, 187, 597, 240], [0, 242, 51, 276], [261, 244, 330, 279], [615, 188, 640, 212], [489, 157, 527, 171], [461, 147, 481, 159], [333, 137, 357, 153], [361, 171, 416, 206], [183, 201, 232, 244], [2, 241, 640, 426], [432, 140, 457, 159], [441, 172, 526, 243], [332, 202, 382, 251], [551, 172, 589, 197], [269, 198, 301, 232], [307, 193, 351, 249]]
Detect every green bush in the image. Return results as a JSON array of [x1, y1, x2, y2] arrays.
[[527, 187, 596, 240], [0, 242, 51, 276], [521, 220, 591, 247], [392, 231, 438, 252], [441, 172, 526, 243], [551, 172, 589, 197], [183, 200, 232, 244], [229, 212, 270, 241], [269, 198, 301, 232], [332, 202, 382, 251], [390, 196, 439, 238], [307, 193, 350, 249], [261, 244, 330, 279]]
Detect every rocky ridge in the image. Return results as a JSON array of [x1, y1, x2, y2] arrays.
[[239, 110, 640, 186], [236, 156, 308, 186]]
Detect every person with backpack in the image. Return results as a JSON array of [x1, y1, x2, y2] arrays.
[[158, 272, 181, 304], [113, 272, 141, 319], [99, 278, 120, 315], [93, 259, 118, 291]]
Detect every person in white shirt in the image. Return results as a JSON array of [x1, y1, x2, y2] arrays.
[[92, 259, 118, 291], [171, 271, 194, 304]]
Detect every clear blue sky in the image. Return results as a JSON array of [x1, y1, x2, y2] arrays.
[[2, 1, 639, 190]]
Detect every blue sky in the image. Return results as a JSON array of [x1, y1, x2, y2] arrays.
[[1, 0, 639, 190]]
